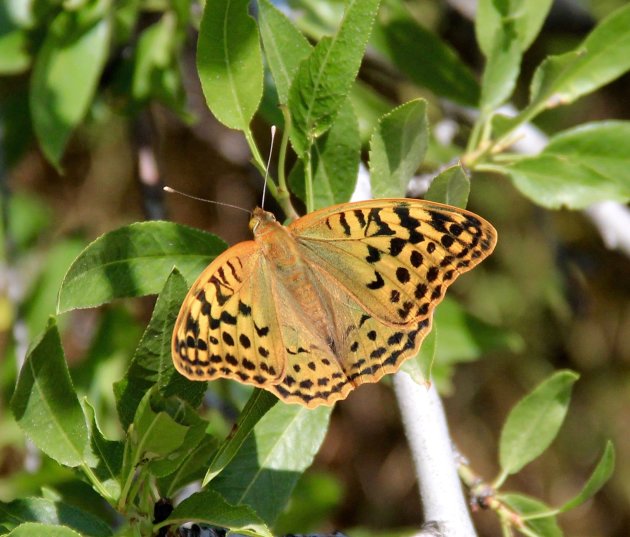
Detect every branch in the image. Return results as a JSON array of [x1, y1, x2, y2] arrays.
[[394, 373, 478, 537]]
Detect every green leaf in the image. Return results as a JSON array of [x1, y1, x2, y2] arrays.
[[5, 523, 83, 537], [83, 400, 123, 501], [289, 100, 360, 208], [522, 4, 630, 121], [559, 440, 615, 512], [114, 269, 206, 430], [0, 497, 112, 537], [22, 239, 84, 336], [197, 0, 263, 131], [479, 19, 522, 110], [500, 494, 562, 537], [112, 0, 141, 46], [349, 81, 393, 144], [373, 8, 479, 106], [6, 192, 52, 251], [424, 164, 470, 208], [57, 221, 226, 313], [71, 308, 142, 398], [274, 472, 343, 534], [257, 0, 312, 104], [30, 3, 111, 168], [130, 15, 176, 102], [400, 321, 436, 384], [502, 121, 630, 208], [476, 0, 553, 56], [0, 83, 31, 167], [10, 319, 90, 468], [0, 28, 30, 74], [203, 389, 277, 485], [476, 0, 554, 110], [288, 0, 381, 155], [167, 488, 273, 537], [369, 99, 428, 198], [432, 298, 522, 391], [499, 370, 579, 476], [212, 403, 332, 525], [157, 433, 218, 497], [132, 390, 189, 459], [148, 400, 213, 478]]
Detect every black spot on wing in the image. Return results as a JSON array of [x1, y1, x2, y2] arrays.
[[389, 237, 405, 256], [339, 212, 351, 236], [393, 206, 424, 243], [366, 245, 381, 263], [222, 332, 235, 346], [396, 267, 410, 283], [226, 259, 241, 283], [353, 209, 367, 229], [428, 210, 453, 233], [220, 310, 237, 325], [367, 208, 395, 236], [186, 316, 200, 337], [366, 271, 385, 290], [254, 322, 269, 337], [239, 301, 251, 316]]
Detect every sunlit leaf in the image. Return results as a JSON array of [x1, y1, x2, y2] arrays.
[[499, 371, 579, 476], [10, 319, 90, 468]]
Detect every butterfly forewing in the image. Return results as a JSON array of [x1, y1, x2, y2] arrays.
[[172, 198, 497, 408], [290, 199, 497, 327], [172, 242, 286, 387]]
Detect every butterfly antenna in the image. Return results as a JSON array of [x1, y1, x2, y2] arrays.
[[163, 186, 252, 215], [261, 125, 276, 210]]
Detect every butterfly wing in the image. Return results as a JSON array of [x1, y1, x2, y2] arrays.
[[289, 198, 497, 327], [266, 262, 433, 408], [172, 241, 286, 388]]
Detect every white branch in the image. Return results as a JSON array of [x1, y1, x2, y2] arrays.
[[394, 373, 477, 537]]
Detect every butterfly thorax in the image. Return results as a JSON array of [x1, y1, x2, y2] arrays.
[[250, 208, 339, 357]]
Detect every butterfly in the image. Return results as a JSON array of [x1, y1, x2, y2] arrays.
[[171, 199, 497, 408]]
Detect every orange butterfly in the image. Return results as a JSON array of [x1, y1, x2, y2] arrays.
[[172, 199, 497, 408]]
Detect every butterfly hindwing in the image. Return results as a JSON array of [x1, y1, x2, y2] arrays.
[[268, 263, 434, 407]]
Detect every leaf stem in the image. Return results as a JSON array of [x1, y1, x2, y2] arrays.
[[81, 462, 116, 505], [492, 469, 509, 489]]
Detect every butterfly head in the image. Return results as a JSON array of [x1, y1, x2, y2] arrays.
[[249, 207, 278, 236]]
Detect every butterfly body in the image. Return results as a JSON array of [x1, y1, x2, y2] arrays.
[[172, 199, 497, 408], [250, 208, 341, 366]]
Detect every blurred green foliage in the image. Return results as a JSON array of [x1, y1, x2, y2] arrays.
[[1, 0, 629, 536]]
